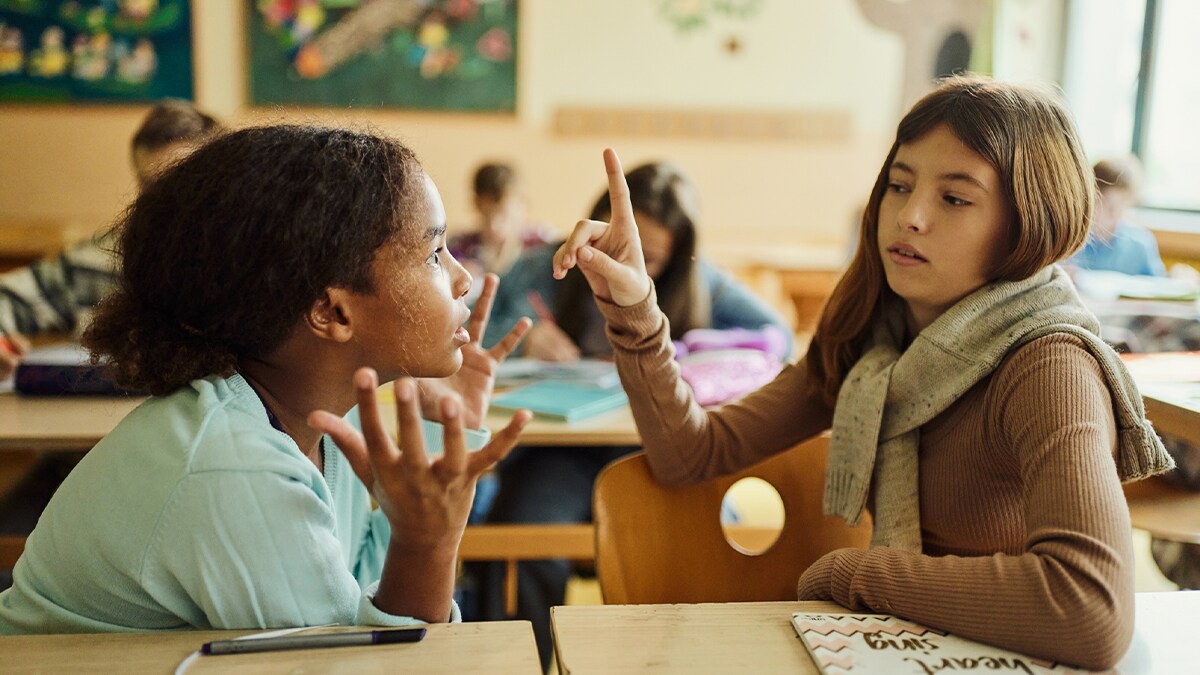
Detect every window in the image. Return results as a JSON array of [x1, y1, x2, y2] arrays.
[[1064, 0, 1200, 213]]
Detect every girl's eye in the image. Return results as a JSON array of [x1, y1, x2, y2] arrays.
[[944, 195, 971, 206], [887, 182, 910, 194], [426, 248, 443, 268]]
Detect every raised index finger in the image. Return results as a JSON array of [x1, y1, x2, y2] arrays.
[[604, 148, 635, 233]]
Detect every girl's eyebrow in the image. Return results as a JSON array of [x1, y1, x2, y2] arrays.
[[890, 161, 989, 193], [425, 224, 447, 241]]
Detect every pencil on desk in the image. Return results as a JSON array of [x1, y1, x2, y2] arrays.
[[526, 291, 556, 325]]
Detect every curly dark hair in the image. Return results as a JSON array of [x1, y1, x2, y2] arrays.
[[83, 125, 424, 395]]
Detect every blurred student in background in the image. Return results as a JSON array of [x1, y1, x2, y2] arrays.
[[0, 99, 222, 379], [448, 162, 552, 289], [0, 101, 221, 592], [1067, 156, 1165, 277]]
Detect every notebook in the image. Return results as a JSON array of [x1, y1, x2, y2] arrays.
[[494, 358, 621, 390], [490, 380, 628, 422], [791, 613, 1083, 674]]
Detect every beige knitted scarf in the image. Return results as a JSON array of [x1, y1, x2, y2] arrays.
[[825, 265, 1174, 551]]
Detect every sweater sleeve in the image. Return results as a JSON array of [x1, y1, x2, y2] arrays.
[[804, 335, 1134, 670], [597, 285, 833, 486], [0, 237, 115, 336], [144, 469, 436, 629]]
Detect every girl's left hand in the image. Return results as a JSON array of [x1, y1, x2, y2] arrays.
[[425, 273, 531, 429]]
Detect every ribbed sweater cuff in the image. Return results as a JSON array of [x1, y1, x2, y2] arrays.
[[830, 549, 867, 609], [596, 284, 663, 351]]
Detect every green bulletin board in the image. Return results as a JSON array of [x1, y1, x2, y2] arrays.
[[0, 0, 193, 103], [249, 0, 517, 112]]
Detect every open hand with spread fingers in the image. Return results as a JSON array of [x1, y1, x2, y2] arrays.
[[309, 368, 531, 552], [552, 148, 653, 307], [428, 272, 532, 428]]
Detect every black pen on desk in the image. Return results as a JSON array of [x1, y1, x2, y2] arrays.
[[201, 627, 426, 655], [526, 290, 556, 325]]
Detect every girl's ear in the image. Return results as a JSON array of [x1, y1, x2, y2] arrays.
[[305, 289, 354, 343]]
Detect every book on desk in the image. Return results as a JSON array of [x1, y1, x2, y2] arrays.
[[490, 380, 628, 423], [791, 613, 1079, 674], [494, 358, 621, 390], [11, 344, 141, 396]]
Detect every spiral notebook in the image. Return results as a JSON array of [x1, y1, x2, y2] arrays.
[[791, 613, 1083, 674]]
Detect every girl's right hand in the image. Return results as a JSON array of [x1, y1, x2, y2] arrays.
[[309, 368, 531, 553], [552, 148, 652, 307]]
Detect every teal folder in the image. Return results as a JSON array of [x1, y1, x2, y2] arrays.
[[491, 380, 629, 423]]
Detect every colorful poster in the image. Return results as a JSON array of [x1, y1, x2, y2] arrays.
[[0, 0, 193, 103], [248, 0, 517, 112]]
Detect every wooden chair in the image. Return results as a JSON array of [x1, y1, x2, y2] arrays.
[[457, 523, 596, 616], [1124, 474, 1200, 545], [593, 435, 872, 604]]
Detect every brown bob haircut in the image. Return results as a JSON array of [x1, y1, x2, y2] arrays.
[[807, 76, 1094, 406]]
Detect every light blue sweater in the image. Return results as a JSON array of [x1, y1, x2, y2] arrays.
[[1067, 221, 1167, 277], [0, 374, 457, 634]]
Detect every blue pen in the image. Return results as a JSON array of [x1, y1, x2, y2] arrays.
[[201, 627, 426, 655]]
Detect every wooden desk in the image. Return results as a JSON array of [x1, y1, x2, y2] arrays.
[[1124, 475, 1200, 544], [0, 621, 540, 674], [551, 593, 1198, 674], [0, 393, 639, 452], [1138, 381, 1200, 447], [0, 394, 142, 452], [484, 405, 639, 447], [0, 219, 94, 272]]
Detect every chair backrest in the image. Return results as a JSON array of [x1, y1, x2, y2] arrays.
[[593, 434, 872, 604]]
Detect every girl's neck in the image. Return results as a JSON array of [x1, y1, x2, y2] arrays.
[[239, 359, 340, 471]]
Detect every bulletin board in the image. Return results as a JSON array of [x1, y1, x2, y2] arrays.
[[248, 0, 517, 112], [0, 0, 194, 103]]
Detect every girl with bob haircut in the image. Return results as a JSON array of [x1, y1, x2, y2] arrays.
[[550, 76, 1173, 670], [0, 125, 533, 633]]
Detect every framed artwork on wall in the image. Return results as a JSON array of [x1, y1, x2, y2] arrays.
[[0, 0, 193, 103], [248, 0, 517, 112]]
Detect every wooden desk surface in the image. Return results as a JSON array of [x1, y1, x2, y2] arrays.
[[0, 394, 142, 451], [1138, 381, 1200, 447], [551, 593, 1197, 674], [0, 621, 540, 674], [0, 392, 639, 452]]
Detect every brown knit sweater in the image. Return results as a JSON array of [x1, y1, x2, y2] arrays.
[[598, 292, 1134, 671]]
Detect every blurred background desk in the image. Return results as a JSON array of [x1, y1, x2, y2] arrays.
[[710, 243, 845, 337], [0, 621, 540, 674], [551, 593, 1198, 674], [0, 218, 94, 273], [0, 394, 141, 452]]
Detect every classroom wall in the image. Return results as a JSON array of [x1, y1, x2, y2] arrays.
[[0, 1, 953, 254]]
